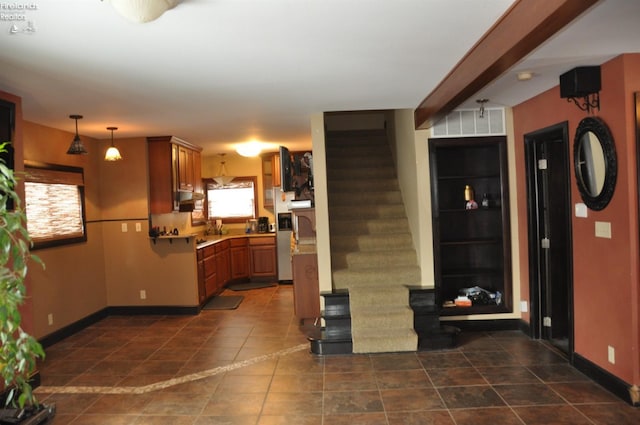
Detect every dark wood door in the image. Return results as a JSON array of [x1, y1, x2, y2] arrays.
[[525, 122, 573, 355]]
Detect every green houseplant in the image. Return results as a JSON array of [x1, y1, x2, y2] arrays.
[[0, 142, 46, 414]]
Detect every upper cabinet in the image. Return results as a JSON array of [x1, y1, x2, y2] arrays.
[[148, 136, 203, 214], [261, 152, 280, 211], [429, 136, 512, 316]]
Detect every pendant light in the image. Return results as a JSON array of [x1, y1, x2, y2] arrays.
[[67, 115, 88, 155], [213, 153, 235, 186], [104, 127, 122, 161], [108, 0, 180, 23]]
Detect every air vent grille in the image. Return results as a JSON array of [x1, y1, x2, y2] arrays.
[[431, 108, 505, 137]]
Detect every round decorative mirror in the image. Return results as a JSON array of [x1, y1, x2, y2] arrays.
[[573, 117, 617, 210]]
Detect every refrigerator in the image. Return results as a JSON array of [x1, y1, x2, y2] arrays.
[[274, 189, 295, 282]]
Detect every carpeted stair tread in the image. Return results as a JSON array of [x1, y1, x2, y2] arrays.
[[329, 191, 403, 205], [333, 267, 421, 290], [330, 233, 414, 252], [348, 285, 409, 306], [329, 218, 410, 235], [327, 167, 397, 180], [328, 204, 407, 220], [351, 328, 418, 353], [332, 249, 417, 269], [350, 307, 414, 330]]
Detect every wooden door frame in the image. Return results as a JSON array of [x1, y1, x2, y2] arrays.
[[524, 121, 574, 357]]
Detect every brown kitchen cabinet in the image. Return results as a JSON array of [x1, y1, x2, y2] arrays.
[[147, 136, 203, 214], [215, 240, 231, 292], [249, 236, 277, 278], [196, 248, 206, 304], [201, 245, 217, 298], [261, 152, 280, 211], [292, 252, 320, 321], [230, 238, 250, 281]]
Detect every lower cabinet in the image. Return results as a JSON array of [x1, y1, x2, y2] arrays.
[[196, 249, 206, 304], [215, 240, 230, 293], [197, 236, 277, 306], [203, 245, 217, 298], [230, 238, 250, 281], [249, 236, 277, 278], [292, 252, 320, 321]]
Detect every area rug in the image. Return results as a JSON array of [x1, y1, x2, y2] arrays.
[[227, 282, 277, 291], [202, 295, 244, 310]]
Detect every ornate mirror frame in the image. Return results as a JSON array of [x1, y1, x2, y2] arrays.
[[573, 116, 617, 211]]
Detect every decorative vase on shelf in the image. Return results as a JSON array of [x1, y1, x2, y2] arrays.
[[464, 185, 478, 210]]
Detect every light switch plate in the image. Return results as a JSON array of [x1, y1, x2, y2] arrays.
[[575, 203, 588, 218], [520, 301, 528, 313], [595, 221, 612, 238], [121, 223, 128, 232]]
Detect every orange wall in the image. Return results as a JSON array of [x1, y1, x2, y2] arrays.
[[513, 54, 640, 386]]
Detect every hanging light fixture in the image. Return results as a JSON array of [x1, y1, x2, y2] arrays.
[[108, 0, 180, 23], [104, 127, 122, 161], [213, 154, 235, 186], [476, 98, 489, 119], [67, 114, 88, 155]]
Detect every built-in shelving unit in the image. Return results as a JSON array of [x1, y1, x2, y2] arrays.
[[429, 136, 512, 316]]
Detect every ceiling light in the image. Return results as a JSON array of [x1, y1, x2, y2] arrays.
[[517, 71, 534, 81], [67, 115, 88, 155], [213, 154, 235, 186], [108, 0, 180, 23], [476, 99, 489, 119], [236, 141, 263, 157], [105, 127, 122, 161]]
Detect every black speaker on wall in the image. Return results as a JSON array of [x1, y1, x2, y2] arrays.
[[559, 66, 601, 98]]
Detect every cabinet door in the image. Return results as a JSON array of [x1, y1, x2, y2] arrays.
[[197, 253, 206, 304], [272, 154, 281, 188], [250, 245, 277, 277], [178, 146, 194, 192], [215, 247, 231, 291], [204, 254, 217, 297], [230, 246, 250, 280], [147, 141, 175, 214], [292, 254, 320, 320]]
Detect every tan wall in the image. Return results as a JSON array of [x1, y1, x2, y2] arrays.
[[22, 121, 108, 338], [391, 109, 434, 287], [22, 124, 202, 338]]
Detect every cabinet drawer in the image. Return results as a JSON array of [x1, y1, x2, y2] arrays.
[[230, 237, 248, 247], [249, 236, 275, 246], [201, 245, 215, 258], [215, 240, 230, 253]]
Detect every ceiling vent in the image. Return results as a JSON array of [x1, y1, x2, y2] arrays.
[[431, 108, 505, 137]]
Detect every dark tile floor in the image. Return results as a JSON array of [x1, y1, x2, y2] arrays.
[[35, 285, 639, 424]]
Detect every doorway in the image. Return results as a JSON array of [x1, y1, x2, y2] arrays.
[[524, 122, 573, 356]]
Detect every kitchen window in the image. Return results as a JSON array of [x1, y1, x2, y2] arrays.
[[205, 176, 258, 223], [24, 161, 87, 249]]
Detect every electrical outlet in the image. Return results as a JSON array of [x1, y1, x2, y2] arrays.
[[520, 301, 528, 313], [608, 345, 616, 364], [121, 223, 128, 232], [595, 221, 611, 238], [135, 222, 142, 232], [47, 313, 53, 326], [140, 290, 146, 300]]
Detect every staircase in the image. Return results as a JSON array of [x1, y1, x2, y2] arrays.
[[326, 129, 419, 353]]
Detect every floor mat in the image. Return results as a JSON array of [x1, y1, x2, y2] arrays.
[[202, 295, 244, 310], [227, 282, 277, 291]]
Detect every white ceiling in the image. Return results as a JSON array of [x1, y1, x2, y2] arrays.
[[1, 0, 639, 156]]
